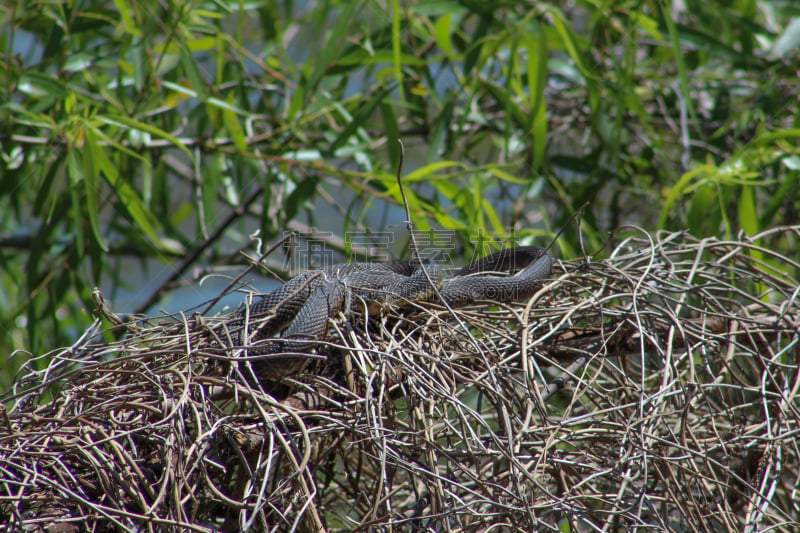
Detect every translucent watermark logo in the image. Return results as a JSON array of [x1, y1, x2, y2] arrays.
[[277, 229, 524, 273]]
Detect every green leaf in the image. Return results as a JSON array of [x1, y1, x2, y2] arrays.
[[201, 154, 221, 232], [427, 92, 455, 161], [328, 85, 393, 155], [287, 75, 306, 121], [486, 167, 528, 185], [629, 11, 664, 41], [688, 183, 715, 235], [380, 100, 402, 173], [308, 2, 358, 91], [434, 210, 468, 230], [547, 8, 594, 82], [480, 198, 505, 234], [738, 185, 759, 237], [391, 0, 404, 105], [97, 114, 192, 158], [761, 170, 798, 226], [112, 0, 139, 36], [20, 71, 69, 99], [662, 10, 699, 134], [434, 12, 454, 57], [463, 13, 492, 75], [66, 151, 86, 257], [93, 141, 169, 252], [222, 98, 248, 153], [206, 96, 252, 116], [82, 129, 109, 253], [404, 161, 464, 182], [482, 81, 530, 132], [658, 165, 712, 230], [768, 18, 800, 61], [526, 32, 548, 174], [179, 39, 209, 101], [33, 154, 64, 216], [284, 175, 319, 223], [335, 50, 426, 68]]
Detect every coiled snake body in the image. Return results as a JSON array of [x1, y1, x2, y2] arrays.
[[225, 246, 553, 381]]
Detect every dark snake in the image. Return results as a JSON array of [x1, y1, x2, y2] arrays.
[[223, 246, 553, 381]]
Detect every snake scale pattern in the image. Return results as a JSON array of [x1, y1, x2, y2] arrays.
[[224, 246, 553, 380]]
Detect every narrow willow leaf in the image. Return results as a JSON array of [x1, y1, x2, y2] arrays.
[[201, 154, 221, 233], [284, 175, 319, 223], [33, 154, 64, 216], [66, 151, 86, 257], [761, 170, 798, 226], [662, 12, 699, 133], [768, 18, 800, 60], [688, 183, 715, 235], [112, 0, 138, 35], [206, 96, 252, 116], [20, 71, 69, 99], [335, 50, 426, 68], [179, 40, 209, 101], [222, 99, 248, 153], [391, 0, 405, 105], [526, 32, 548, 174], [629, 11, 664, 40], [658, 165, 712, 230], [380, 100, 402, 173], [486, 167, 528, 185], [480, 198, 505, 234], [97, 114, 192, 158], [328, 85, 392, 155], [308, 2, 358, 91], [287, 81, 306, 121], [463, 14, 491, 75], [482, 81, 529, 131], [434, 211, 468, 230], [404, 161, 463, 182], [93, 141, 169, 251], [427, 93, 455, 161], [434, 12, 453, 57], [82, 129, 109, 252], [547, 8, 594, 81], [738, 185, 759, 237]]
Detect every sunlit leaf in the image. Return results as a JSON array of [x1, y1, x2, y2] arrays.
[[738, 185, 759, 237], [19, 71, 69, 98], [97, 114, 192, 158], [222, 97, 248, 153], [404, 161, 464, 182], [768, 18, 800, 60], [434, 13, 454, 57]]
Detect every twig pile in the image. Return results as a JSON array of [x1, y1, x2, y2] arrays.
[[2, 227, 799, 532]]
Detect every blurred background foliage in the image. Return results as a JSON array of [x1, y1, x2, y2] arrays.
[[1, 0, 799, 382]]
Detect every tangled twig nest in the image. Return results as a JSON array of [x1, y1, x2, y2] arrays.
[[2, 227, 799, 532]]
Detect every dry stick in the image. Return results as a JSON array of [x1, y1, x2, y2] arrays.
[[200, 231, 294, 317], [519, 204, 589, 422], [392, 144, 545, 489], [135, 185, 265, 316], [7, 230, 800, 530]]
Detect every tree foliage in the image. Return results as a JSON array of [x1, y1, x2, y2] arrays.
[[1, 1, 799, 371]]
